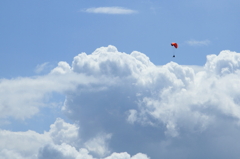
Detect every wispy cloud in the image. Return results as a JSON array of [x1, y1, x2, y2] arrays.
[[186, 39, 210, 46], [35, 62, 49, 74], [83, 7, 137, 14]]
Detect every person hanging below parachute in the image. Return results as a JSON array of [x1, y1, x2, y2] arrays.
[[171, 42, 178, 58]]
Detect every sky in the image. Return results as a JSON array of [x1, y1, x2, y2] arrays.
[[0, 0, 240, 159]]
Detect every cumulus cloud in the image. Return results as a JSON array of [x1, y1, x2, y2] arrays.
[[1, 45, 240, 158], [205, 50, 240, 75], [61, 46, 240, 158], [83, 7, 137, 14], [48, 118, 80, 146], [0, 118, 149, 159], [0, 129, 50, 159], [105, 152, 149, 159], [38, 144, 94, 159], [84, 133, 112, 157], [0, 118, 81, 159], [186, 39, 210, 46]]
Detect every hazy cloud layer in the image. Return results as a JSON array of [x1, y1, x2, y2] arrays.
[[1, 46, 240, 158]]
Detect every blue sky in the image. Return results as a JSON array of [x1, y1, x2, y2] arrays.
[[0, 0, 240, 159], [1, 0, 239, 77]]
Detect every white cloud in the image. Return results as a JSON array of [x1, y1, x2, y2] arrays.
[[131, 153, 150, 159], [0, 69, 98, 120], [84, 133, 112, 157], [61, 46, 240, 158], [105, 152, 149, 159], [49, 118, 80, 147], [1, 45, 240, 158], [0, 129, 51, 159], [83, 7, 137, 14], [0, 118, 148, 159], [38, 144, 94, 159], [0, 118, 79, 158], [186, 39, 210, 46], [205, 50, 240, 75]]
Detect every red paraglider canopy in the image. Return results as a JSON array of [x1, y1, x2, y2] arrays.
[[171, 42, 178, 48]]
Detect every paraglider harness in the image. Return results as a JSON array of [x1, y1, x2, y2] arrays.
[[171, 42, 178, 58]]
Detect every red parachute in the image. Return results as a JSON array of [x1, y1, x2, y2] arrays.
[[171, 42, 178, 48], [171, 42, 178, 57]]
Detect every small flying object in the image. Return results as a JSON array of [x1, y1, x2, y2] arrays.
[[171, 42, 178, 58]]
